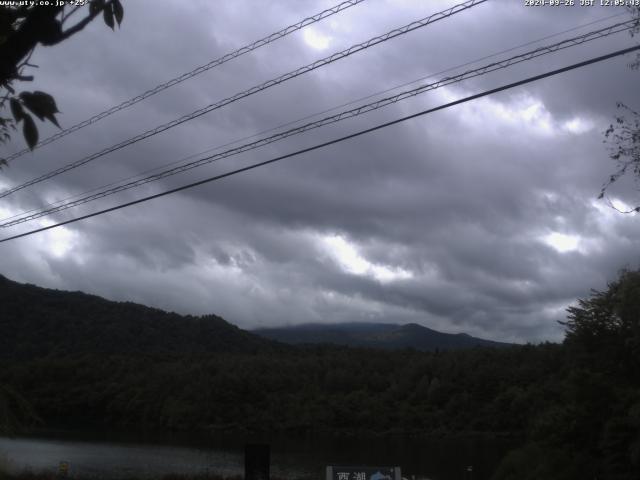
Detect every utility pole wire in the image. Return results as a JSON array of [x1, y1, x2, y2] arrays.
[[3, 0, 366, 162], [0, 10, 626, 225], [1, 44, 638, 244], [1, 18, 634, 227], [0, 0, 487, 199]]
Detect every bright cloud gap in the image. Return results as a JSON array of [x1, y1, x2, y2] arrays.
[[322, 235, 413, 283]]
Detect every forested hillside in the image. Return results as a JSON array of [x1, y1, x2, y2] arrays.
[[1, 271, 639, 479], [0, 344, 560, 434], [0, 275, 273, 358]]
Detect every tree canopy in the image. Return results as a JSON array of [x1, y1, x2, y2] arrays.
[[564, 269, 640, 364], [0, 0, 124, 156], [599, 7, 640, 211]]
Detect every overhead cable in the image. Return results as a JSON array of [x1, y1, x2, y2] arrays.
[[3, 0, 367, 162], [1, 44, 638, 244], [0, 0, 487, 199], [2, 18, 634, 227]]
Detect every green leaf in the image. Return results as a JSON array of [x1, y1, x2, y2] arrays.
[[19, 91, 60, 127], [113, 0, 124, 26], [34, 90, 59, 113], [47, 114, 61, 128], [9, 98, 23, 122], [22, 114, 38, 150], [103, 3, 115, 30]]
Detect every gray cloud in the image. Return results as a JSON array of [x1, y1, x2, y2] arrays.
[[2, 0, 640, 344]]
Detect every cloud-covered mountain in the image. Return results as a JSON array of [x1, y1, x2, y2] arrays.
[[253, 322, 514, 351]]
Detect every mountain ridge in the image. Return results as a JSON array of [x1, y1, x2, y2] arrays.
[[253, 321, 514, 351], [1, 273, 512, 358], [0, 273, 274, 359]]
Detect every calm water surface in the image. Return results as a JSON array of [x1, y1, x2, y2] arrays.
[[0, 430, 512, 480]]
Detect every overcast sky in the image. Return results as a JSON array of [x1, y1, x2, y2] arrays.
[[1, 0, 639, 343]]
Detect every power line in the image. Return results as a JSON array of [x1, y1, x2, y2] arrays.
[[2, 44, 638, 244], [0, 13, 630, 227], [2, 18, 634, 227], [3, 10, 625, 228], [2, 9, 623, 225], [3, 7, 607, 228], [2, 0, 366, 162], [0, 0, 487, 199]]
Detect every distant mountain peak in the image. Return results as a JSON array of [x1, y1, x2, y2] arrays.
[[253, 322, 514, 351]]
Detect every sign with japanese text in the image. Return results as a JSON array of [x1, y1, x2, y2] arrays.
[[58, 461, 69, 477], [326, 466, 401, 480]]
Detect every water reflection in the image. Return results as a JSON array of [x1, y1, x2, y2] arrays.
[[0, 431, 513, 480]]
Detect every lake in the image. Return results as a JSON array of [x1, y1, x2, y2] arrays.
[[0, 430, 513, 480]]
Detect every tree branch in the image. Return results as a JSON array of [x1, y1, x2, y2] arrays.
[[0, 7, 63, 85], [59, 4, 106, 41], [604, 194, 640, 214]]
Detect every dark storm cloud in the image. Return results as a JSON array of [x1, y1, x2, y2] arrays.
[[1, 0, 640, 343]]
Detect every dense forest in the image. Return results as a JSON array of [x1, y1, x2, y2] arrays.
[[1, 271, 639, 479], [0, 275, 272, 358]]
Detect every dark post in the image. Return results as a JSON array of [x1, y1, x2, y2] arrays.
[[463, 465, 473, 480], [245, 444, 270, 480]]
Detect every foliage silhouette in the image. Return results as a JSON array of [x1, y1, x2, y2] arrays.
[[0, 1, 123, 155]]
